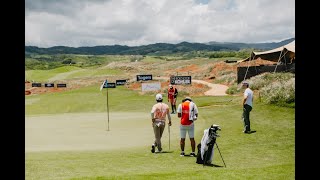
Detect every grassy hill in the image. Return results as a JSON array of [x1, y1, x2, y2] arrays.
[[25, 57, 295, 179]]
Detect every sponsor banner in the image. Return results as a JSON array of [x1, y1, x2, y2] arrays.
[[32, 83, 41, 87], [136, 75, 152, 81], [57, 83, 67, 88], [116, 80, 127, 85], [170, 76, 192, 85], [104, 83, 116, 88], [141, 82, 161, 91], [45, 83, 54, 87]]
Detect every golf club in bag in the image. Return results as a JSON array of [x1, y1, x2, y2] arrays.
[[196, 124, 226, 167]]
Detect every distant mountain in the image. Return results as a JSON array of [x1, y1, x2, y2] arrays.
[[25, 38, 295, 55], [206, 38, 295, 50]]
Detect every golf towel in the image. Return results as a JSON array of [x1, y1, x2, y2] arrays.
[[188, 101, 198, 121], [200, 128, 214, 162]]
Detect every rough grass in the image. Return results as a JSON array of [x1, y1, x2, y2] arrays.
[[242, 72, 295, 107], [66, 67, 123, 79], [25, 85, 154, 115], [26, 66, 83, 82]]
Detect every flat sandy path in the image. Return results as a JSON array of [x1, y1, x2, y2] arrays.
[[192, 80, 228, 96]]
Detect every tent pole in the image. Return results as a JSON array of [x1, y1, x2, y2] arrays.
[[243, 52, 254, 83], [274, 49, 288, 73], [284, 53, 287, 71], [254, 56, 258, 74]]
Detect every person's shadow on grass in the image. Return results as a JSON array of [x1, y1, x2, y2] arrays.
[[203, 163, 224, 167], [183, 154, 197, 157], [244, 130, 257, 134], [155, 151, 174, 154]]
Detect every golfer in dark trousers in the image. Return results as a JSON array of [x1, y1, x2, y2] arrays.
[[242, 82, 253, 133]]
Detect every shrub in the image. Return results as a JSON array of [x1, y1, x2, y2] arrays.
[[215, 73, 237, 85], [241, 72, 295, 107], [226, 84, 240, 95], [245, 72, 295, 90], [259, 77, 295, 107]]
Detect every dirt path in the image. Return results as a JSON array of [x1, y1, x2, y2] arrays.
[[154, 77, 229, 96], [192, 80, 229, 96]]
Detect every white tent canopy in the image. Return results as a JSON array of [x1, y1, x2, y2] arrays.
[[238, 40, 295, 63], [254, 40, 295, 55], [237, 40, 295, 83]]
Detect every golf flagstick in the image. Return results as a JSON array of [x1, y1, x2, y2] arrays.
[[100, 80, 108, 131], [168, 124, 170, 150]]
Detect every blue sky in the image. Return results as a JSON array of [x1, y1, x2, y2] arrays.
[[25, 0, 295, 48]]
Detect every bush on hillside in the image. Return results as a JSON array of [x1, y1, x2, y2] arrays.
[[214, 71, 237, 85], [259, 78, 295, 107], [243, 72, 295, 107], [226, 84, 240, 95], [246, 72, 294, 90]]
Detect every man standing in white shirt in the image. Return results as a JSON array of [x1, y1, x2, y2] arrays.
[[242, 82, 253, 134]]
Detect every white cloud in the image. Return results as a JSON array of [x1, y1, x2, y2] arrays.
[[25, 0, 295, 47]]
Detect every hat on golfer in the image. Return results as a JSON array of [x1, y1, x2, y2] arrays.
[[184, 96, 192, 101], [156, 93, 163, 101], [242, 81, 249, 85], [169, 84, 173, 88]]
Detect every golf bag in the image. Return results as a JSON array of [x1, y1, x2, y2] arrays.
[[196, 124, 221, 165]]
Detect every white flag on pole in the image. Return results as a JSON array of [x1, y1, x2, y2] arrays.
[[100, 80, 107, 91]]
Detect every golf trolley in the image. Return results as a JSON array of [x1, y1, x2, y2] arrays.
[[196, 124, 226, 167]]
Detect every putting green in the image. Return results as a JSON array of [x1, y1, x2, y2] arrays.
[[26, 112, 181, 152]]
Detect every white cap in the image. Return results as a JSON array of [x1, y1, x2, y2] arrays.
[[242, 81, 249, 85], [156, 93, 163, 101]]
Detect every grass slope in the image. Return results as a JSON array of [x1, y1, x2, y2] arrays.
[[26, 66, 83, 82], [26, 84, 294, 179]]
